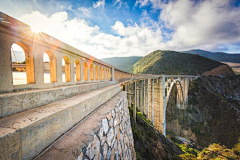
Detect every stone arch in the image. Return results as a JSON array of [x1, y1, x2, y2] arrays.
[[44, 51, 57, 83], [11, 42, 35, 85], [90, 64, 94, 81], [75, 60, 80, 81], [84, 62, 88, 81], [99, 67, 102, 80], [95, 65, 98, 80], [62, 56, 71, 82], [165, 79, 185, 110]]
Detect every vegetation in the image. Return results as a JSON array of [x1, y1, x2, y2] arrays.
[[128, 106, 183, 160], [173, 140, 240, 160], [133, 50, 225, 75], [101, 56, 142, 72]]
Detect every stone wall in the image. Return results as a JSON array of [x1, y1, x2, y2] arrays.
[[37, 91, 136, 160], [81, 92, 136, 160]]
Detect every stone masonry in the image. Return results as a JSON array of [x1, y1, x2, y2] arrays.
[[37, 91, 136, 160]]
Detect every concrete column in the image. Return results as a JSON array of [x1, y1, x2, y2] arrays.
[[140, 80, 143, 114], [151, 79, 154, 125], [133, 81, 137, 123], [183, 78, 189, 108], [33, 45, 44, 87], [56, 54, 62, 83], [147, 79, 150, 119], [0, 34, 13, 92], [129, 83, 132, 107], [70, 58, 74, 83], [143, 79, 146, 116], [136, 80, 139, 110], [93, 65, 95, 82], [159, 75, 166, 136], [97, 66, 100, 81], [87, 65, 90, 82], [111, 66, 115, 83]]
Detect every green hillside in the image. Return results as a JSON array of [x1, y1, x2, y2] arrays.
[[182, 49, 240, 63], [101, 56, 142, 72], [133, 50, 226, 75]]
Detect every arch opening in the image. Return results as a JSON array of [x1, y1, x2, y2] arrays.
[[11, 43, 35, 85], [165, 81, 186, 141], [43, 51, 56, 83], [84, 62, 88, 81], [75, 60, 80, 81], [62, 56, 71, 82]]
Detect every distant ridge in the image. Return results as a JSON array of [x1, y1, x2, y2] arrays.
[[133, 50, 235, 76], [101, 56, 142, 72], [182, 49, 240, 63]]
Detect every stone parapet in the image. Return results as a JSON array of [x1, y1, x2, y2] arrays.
[[0, 81, 113, 118], [0, 84, 121, 160], [37, 91, 136, 160]]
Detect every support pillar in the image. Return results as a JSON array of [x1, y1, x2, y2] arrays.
[[133, 81, 137, 123], [111, 66, 115, 83], [143, 79, 146, 116], [159, 75, 166, 135], [140, 80, 143, 114], [151, 79, 154, 125], [147, 79, 150, 119]]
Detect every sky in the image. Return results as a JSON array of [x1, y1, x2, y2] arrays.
[[1, 0, 240, 59]]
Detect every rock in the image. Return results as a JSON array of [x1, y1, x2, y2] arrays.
[[102, 118, 109, 135], [107, 128, 114, 147], [86, 135, 100, 159]]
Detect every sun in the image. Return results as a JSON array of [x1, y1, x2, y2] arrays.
[[31, 26, 41, 33]]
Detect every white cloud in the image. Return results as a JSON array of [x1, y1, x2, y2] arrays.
[[17, 0, 240, 59], [78, 7, 91, 17], [93, 0, 105, 8], [18, 11, 164, 58], [135, 0, 240, 51]]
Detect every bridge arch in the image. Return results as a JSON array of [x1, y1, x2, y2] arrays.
[[62, 56, 71, 82], [43, 51, 57, 83], [75, 60, 80, 81], [165, 79, 185, 110], [11, 42, 35, 85]]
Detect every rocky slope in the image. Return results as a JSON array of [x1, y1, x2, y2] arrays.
[[133, 50, 235, 76], [166, 76, 240, 148], [128, 107, 183, 159]]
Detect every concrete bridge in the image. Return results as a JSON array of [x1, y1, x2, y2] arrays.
[[0, 12, 197, 160]]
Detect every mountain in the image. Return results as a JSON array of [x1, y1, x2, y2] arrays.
[[166, 76, 240, 148], [182, 49, 240, 63], [101, 56, 142, 72], [133, 50, 235, 76]]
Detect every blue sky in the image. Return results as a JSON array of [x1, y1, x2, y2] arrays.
[[1, 0, 240, 58]]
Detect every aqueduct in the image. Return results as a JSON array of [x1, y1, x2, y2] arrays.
[[0, 12, 197, 159]]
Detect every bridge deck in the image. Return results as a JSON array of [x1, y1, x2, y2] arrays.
[[0, 83, 121, 160]]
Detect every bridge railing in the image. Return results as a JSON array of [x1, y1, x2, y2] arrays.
[[0, 12, 198, 93], [0, 12, 142, 92]]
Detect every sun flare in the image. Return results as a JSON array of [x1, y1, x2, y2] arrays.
[[31, 26, 41, 33]]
